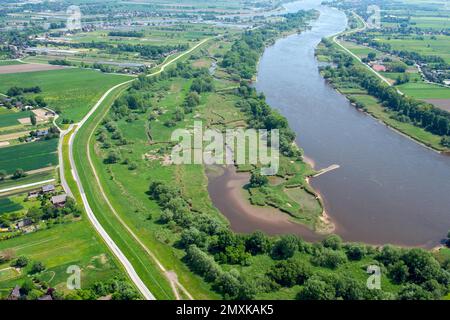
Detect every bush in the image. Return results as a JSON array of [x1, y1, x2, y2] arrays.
[[267, 258, 312, 287], [311, 248, 347, 269], [322, 234, 342, 250], [30, 261, 45, 274], [344, 243, 367, 260], [245, 231, 271, 255], [271, 235, 299, 259], [12, 256, 29, 268], [297, 277, 335, 300]]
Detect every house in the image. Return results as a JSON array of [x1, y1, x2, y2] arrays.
[[8, 285, 21, 300], [372, 64, 387, 72], [42, 184, 55, 193], [51, 194, 67, 207], [36, 129, 49, 137], [38, 295, 53, 301], [16, 218, 32, 229], [28, 190, 39, 199]]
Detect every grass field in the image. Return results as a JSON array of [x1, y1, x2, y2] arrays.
[[0, 109, 31, 129], [396, 82, 450, 100], [0, 220, 122, 298], [0, 68, 131, 123], [0, 60, 24, 66], [0, 139, 58, 174]]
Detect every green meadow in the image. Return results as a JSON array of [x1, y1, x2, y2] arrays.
[[0, 60, 24, 66], [0, 68, 131, 123], [0, 220, 121, 298], [396, 82, 450, 100]]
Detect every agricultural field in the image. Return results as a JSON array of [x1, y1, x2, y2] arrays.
[[0, 68, 131, 123], [0, 139, 58, 174]]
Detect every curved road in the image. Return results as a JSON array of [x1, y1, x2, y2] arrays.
[[66, 38, 212, 300]]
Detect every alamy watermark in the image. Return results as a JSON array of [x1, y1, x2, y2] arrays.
[[366, 265, 381, 290], [66, 265, 81, 290], [170, 121, 279, 175], [366, 5, 381, 29], [66, 5, 82, 31]]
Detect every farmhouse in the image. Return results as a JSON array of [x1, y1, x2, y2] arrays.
[[16, 218, 33, 229], [36, 129, 49, 137], [42, 184, 55, 193], [28, 190, 39, 199], [51, 194, 67, 207], [372, 64, 387, 72]]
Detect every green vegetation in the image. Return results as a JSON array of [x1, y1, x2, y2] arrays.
[[0, 220, 125, 299], [0, 139, 58, 174], [0, 69, 131, 123]]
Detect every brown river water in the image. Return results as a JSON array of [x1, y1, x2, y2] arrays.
[[207, 0, 450, 248]]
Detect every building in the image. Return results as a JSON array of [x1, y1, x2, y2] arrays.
[[8, 285, 21, 300], [28, 190, 39, 199], [16, 218, 32, 229], [51, 194, 67, 207], [372, 64, 387, 72], [36, 129, 49, 137], [42, 184, 55, 193]]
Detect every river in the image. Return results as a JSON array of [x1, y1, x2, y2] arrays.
[[208, 0, 450, 248]]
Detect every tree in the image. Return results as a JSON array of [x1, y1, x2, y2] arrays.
[[214, 271, 241, 300], [397, 284, 433, 300], [322, 234, 342, 250], [271, 235, 299, 259], [30, 261, 45, 274], [104, 151, 120, 164], [245, 231, 271, 255], [311, 248, 347, 269], [344, 243, 367, 260], [268, 258, 312, 287], [367, 52, 376, 61], [249, 171, 268, 187], [30, 113, 37, 126], [12, 256, 29, 268], [0, 249, 16, 263], [297, 277, 335, 300], [389, 261, 409, 284], [12, 168, 26, 179]]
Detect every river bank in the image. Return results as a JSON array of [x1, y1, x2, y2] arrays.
[[254, 0, 450, 248]]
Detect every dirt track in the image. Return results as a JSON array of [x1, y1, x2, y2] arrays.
[[0, 63, 64, 74]]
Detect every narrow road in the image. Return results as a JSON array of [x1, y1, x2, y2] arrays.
[[332, 12, 399, 91], [66, 38, 212, 300], [0, 179, 56, 194]]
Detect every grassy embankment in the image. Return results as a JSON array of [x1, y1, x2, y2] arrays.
[[70, 38, 236, 299]]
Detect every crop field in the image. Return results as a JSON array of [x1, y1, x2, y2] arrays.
[[0, 109, 31, 129], [396, 82, 450, 100], [0, 139, 58, 174], [0, 198, 23, 215], [373, 34, 450, 64], [0, 220, 121, 298], [0, 68, 131, 123]]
